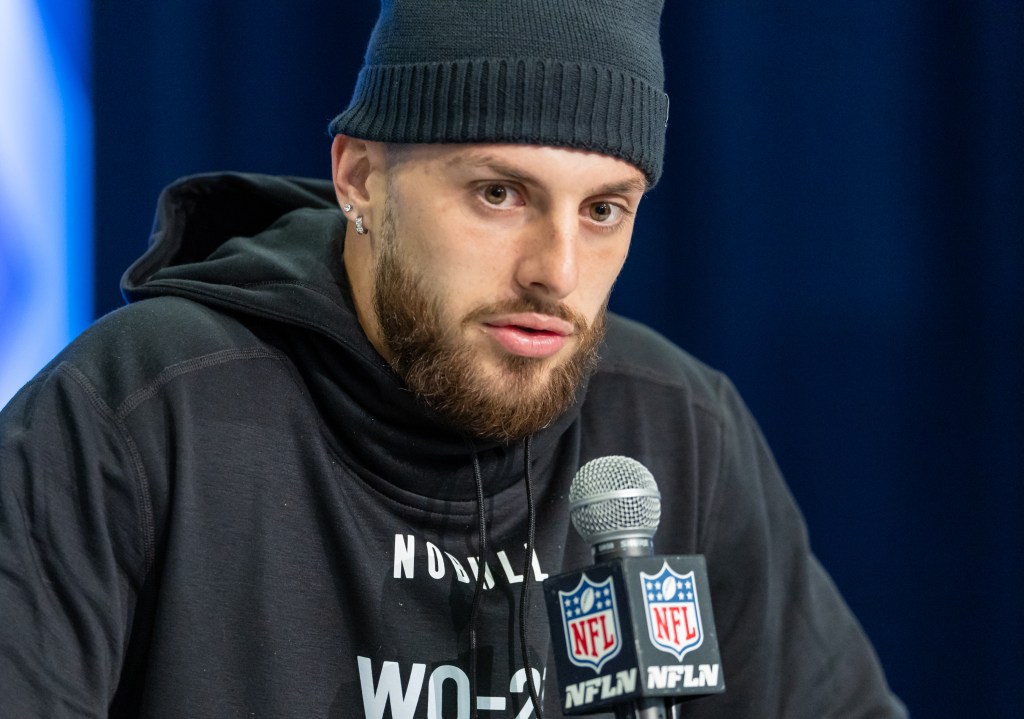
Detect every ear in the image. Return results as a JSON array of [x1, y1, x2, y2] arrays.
[[331, 134, 372, 208], [332, 135, 388, 357], [332, 135, 390, 240]]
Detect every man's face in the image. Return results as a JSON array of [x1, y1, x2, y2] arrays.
[[349, 143, 646, 441]]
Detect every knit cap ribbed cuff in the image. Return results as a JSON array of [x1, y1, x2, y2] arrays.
[[330, 57, 668, 185]]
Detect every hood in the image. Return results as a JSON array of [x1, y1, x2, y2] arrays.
[[122, 172, 583, 501], [123, 172, 349, 336]]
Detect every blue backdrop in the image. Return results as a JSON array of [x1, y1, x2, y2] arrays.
[[84, 1, 1023, 716], [0, 0, 91, 406]]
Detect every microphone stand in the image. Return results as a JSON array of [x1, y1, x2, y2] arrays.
[[601, 540, 670, 719], [614, 697, 677, 719]]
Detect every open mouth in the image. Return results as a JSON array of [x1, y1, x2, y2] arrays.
[[482, 320, 570, 359]]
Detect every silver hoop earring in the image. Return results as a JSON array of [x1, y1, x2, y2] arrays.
[[343, 203, 353, 213], [354, 216, 367, 235]]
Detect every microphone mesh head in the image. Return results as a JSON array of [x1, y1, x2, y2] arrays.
[[568, 456, 661, 545]]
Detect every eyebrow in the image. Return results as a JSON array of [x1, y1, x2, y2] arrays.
[[599, 177, 650, 196], [445, 151, 649, 196]]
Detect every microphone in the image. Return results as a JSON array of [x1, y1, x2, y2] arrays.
[[543, 457, 725, 717], [568, 455, 661, 562]]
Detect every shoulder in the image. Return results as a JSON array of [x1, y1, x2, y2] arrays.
[[42, 296, 287, 414], [582, 313, 766, 473], [578, 314, 755, 473], [594, 313, 736, 412]]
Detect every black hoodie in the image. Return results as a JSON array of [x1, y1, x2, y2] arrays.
[[0, 173, 906, 718]]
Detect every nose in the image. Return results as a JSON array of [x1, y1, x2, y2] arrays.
[[514, 212, 579, 300]]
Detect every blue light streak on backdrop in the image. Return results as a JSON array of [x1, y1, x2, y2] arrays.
[[0, 0, 91, 407]]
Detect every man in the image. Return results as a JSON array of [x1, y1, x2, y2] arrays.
[[0, 1, 906, 717]]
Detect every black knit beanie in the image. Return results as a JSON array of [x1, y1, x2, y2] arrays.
[[328, 0, 669, 185]]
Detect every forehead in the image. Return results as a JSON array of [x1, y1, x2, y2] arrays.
[[387, 143, 649, 196]]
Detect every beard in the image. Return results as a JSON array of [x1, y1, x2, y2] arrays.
[[371, 201, 607, 442]]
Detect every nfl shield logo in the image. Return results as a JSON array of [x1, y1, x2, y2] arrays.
[[641, 563, 704, 661], [558, 574, 623, 672]]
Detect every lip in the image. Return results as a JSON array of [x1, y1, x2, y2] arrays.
[[480, 313, 575, 359]]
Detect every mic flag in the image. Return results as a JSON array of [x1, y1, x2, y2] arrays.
[[543, 555, 724, 714], [543, 456, 724, 715]]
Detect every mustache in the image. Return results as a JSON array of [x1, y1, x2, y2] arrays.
[[462, 296, 588, 332]]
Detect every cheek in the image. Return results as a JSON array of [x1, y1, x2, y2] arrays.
[[429, 226, 515, 293], [409, 246, 488, 321], [584, 243, 630, 304]]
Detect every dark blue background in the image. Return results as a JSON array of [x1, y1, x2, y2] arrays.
[[92, 2, 1024, 716]]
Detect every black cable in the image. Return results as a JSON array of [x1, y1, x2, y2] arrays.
[[469, 449, 487, 718], [519, 435, 544, 718]]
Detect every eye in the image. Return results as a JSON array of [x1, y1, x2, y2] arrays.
[[588, 201, 623, 223], [483, 184, 511, 205], [475, 183, 524, 212]]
